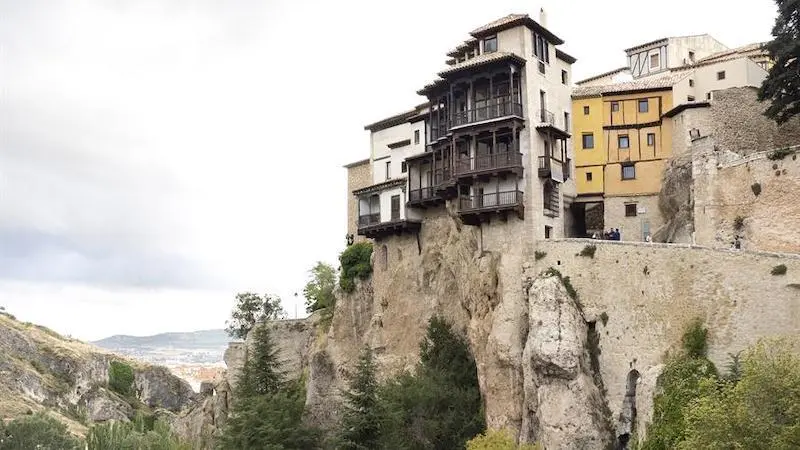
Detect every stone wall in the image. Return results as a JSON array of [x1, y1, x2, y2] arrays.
[[533, 239, 800, 442], [346, 160, 372, 243], [603, 195, 662, 242], [710, 87, 800, 157], [693, 145, 800, 253]]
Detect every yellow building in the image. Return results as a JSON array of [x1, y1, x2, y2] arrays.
[[571, 75, 683, 240]]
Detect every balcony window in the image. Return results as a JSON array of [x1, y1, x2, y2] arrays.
[[483, 35, 497, 53], [622, 164, 636, 180], [533, 32, 550, 63], [582, 133, 594, 149], [618, 135, 630, 149], [638, 99, 649, 113], [385, 161, 391, 180], [414, 130, 420, 144]]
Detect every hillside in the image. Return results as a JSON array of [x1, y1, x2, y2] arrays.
[[0, 310, 197, 437], [93, 329, 228, 351]]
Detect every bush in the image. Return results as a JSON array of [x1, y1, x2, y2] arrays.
[[466, 429, 541, 449], [733, 216, 745, 231], [534, 250, 547, 261], [579, 244, 597, 258], [0, 412, 83, 449], [767, 147, 795, 160], [340, 242, 373, 293], [87, 418, 190, 450], [681, 318, 708, 358], [751, 182, 762, 196], [542, 267, 578, 301], [109, 360, 135, 397], [771, 264, 787, 275]]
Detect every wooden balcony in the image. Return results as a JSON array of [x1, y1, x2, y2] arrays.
[[357, 214, 421, 239], [451, 101, 523, 129], [454, 152, 523, 181], [457, 190, 524, 225], [538, 155, 565, 179], [407, 186, 442, 208], [536, 109, 570, 139], [433, 167, 458, 199]]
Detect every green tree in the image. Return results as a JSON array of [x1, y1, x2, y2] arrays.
[[679, 341, 800, 449], [236, 323, 285, 399], [108, 360, 135, 397], [758, 0, 800, 124], [87, 418, 190, 450], [380, 317, 485, 449], [303, 262, 337, 313], [338, 347, 382, 450], [0, 412, 83, 450], [225, 292, 285, 339]]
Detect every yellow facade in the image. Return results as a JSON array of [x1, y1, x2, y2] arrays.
[[572, 96, 604, 195], [572, 89, 673, 197]]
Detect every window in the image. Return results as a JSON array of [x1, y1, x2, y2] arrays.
[[564, 112, 570, 132], [638, 99, 649, 113], [717, 70, 726, 80], [649, 53, 660, 69], [586, 172, 593, 182], [582, 133, 594, 149], [618, 135, 630, 149], [583, 105, 590, 115], [647, 133, 655, 146], [688, 50, 695, 63], [625, 204, 637, 217], [385, 161, 391, 180], [391, 195, 400, 220], [706, 92, 712, 100], [689, 79, 694, 87], [545, 225, 552, 239], [401, 161, 407, 173], [687, 95, 695, 101], [561, 70, 568, 85], [538, 61, 546, 74], [414, 130, 420, 144], [611, 101, 619, 112], [533, 31, 550, 63], [483, 35, 497, 53], [622, 164, 636, 180]]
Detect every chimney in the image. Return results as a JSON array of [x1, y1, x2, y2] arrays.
[[539, 8, 547, 27]]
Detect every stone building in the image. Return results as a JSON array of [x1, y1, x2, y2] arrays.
[[344, 158, 372, 244], [571, 35, 771, 241], [347, 11, 577, 244]]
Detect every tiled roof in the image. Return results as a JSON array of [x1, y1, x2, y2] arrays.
[[468, 13, 564, 44], [446, 38, 478, 57], [470, 13, 528, 35], [669, 55, 754, 72], [572, 72, 690, 98], [343, 158, 370, 169], [624, 37, 668, 53], [437, 51, 525, 77], [364, 103, 431, 131], [575, 66, 630, 85], [697, 42, 768, 63], [556, 49, 577, 64], [352, 177, 407, 196]]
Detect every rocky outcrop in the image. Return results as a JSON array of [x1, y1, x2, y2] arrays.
[[0, 312, 195, 437], [520, 275, 613, 448], [653, 154, 693, 243]]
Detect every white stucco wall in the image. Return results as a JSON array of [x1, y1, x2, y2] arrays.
[[667, 35, 728, 68]]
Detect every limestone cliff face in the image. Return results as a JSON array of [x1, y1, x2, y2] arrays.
[[0, 312, 196, 437]]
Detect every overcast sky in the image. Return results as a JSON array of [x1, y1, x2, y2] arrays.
[[0, 0, 776, 340]]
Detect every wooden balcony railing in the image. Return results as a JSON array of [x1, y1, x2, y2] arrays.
[[538, 109, 569, 134], [433, 167, 453, 185], [452, 101, 523, 127], [458, 190, 523, 212], [408, 187, 437, 203], [454, 152, 523, 176], [358, 213, 381, 227]]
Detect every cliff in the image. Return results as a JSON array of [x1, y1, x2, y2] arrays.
[[191, 213, 800, 448], [0, 311, 196, 437]]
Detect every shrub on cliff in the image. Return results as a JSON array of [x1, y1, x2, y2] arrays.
[[340, 242, 373, 293], [466, 429, 541, 449], [109, 360, 135, 397], [379, 317, 485, 449], [303, 262, 337, 313], [0, 412, 83, 450], [87, 417, 189, 450]]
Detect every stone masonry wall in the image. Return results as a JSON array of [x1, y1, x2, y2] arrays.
[[693, 145, 800, 253], [346, 161, 372, 243], [533, 239, 800, 442], [603, 195, 663, 242], [710, 87, 800, 157]]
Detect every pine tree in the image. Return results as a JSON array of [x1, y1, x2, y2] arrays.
[[338, 347, 382, 450], [236, 323, 285, 399], [758, 0, 800, 124]]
